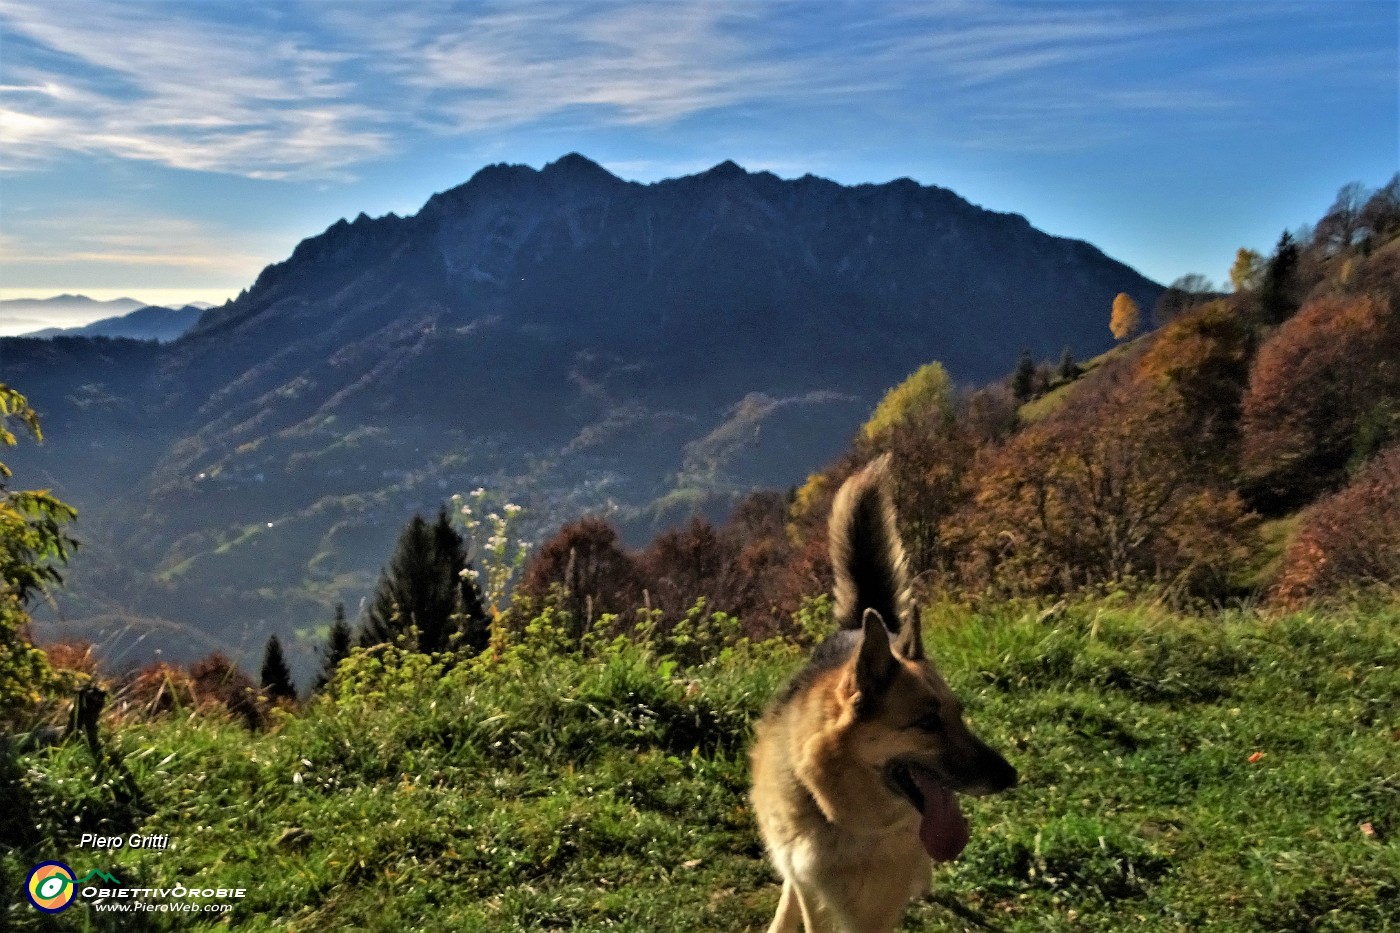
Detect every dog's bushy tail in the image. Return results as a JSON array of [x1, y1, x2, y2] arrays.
[[828, 454, 912, 632]]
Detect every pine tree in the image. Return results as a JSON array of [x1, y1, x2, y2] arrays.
[[1011, 349, 1037, 402], [360, 507, 488, 653], [1056, 347, 1081, 382], [260, 635, 296, 701], [1260, 230, 1300, 324], [314, 603, 352, 692], [433, 509, 489, 651]]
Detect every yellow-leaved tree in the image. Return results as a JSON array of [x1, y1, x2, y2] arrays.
[[1230, 248, 1264, 292], [1, 384, 79, 725], [861, 362, 953, 443], [1110, 292, 1141, 340]]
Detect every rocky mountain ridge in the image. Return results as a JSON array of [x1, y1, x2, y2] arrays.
[[2, 154, 1162, 674]]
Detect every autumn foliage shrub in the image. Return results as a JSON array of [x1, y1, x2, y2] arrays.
[[1273, 443, 1400, 605], [774, 302, 1261, 604], [40, 640, 100, 678], [1240, 292, 1400, 508], [949, 346, 1258, 600], [881, 403, 978, 585], [116, 652, 266, 728], [942, 301, 1258, 600], [636, 517, 755, 632], [1133, 300, 1253, 468], [518, 498, 806, 642], [516, 516, 644, 638], [790, 374, 1015, 600], [640, 497, 801, 638], [117, 661, 199, 718]]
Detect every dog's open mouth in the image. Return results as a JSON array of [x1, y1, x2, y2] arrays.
[[887, 761, 970, 862]]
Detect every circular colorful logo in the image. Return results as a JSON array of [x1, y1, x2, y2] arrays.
[[26, 861, 77, 913]]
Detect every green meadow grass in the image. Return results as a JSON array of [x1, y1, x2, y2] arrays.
[[5, 603, 1398, 931]]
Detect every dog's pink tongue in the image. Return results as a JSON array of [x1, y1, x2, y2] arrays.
[[913, 770, 969, 862]]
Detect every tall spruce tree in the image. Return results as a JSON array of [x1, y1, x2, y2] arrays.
[[314, 602, 353, 692], [260, 635, 296, 701], [433, 508, 489, 650], [1011, 349, 1037, 402], [360, 507, 488, 653], [1260, 230, 1300, 324], [1056, 347, 1081, 382]]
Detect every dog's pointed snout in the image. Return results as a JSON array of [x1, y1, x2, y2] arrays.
[[993, 756, 1018, 792], [976, 741, 1018, 794], [952, 740, 1019, 796]]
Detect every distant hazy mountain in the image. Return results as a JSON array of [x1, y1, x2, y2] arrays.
[[0, 294, 147, 337], [2, 154, 1162, 676], [23, 303, 206, 342]]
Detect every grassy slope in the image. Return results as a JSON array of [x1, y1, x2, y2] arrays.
[[5, 603, 1399, 932], [1017, 341, 1135, 425]]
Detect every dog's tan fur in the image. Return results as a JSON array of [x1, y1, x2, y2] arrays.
[[750, 456, 1017, 933]]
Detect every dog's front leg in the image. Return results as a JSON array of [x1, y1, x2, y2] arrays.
[[766, 879, 802, 933]]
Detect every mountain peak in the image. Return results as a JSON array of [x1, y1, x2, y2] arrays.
[[542, 152, 619, 184], [704, 159, 746, 179]]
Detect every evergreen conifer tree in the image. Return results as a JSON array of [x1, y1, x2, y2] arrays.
[[260, 635, 296, 701], [1056, 347, 1081, 382], [1012, 349, 1037, 402], [1260, 230, 1300, 324], [360, 507, 489, 653], [314, 603, 352, 692]]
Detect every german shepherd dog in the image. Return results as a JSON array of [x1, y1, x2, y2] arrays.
[[750, 456, 1018, 932]]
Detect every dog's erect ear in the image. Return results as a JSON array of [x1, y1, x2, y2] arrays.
[[854, 608, 897, 703], [892, 610, 924, 660]]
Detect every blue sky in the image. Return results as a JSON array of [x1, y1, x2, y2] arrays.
[[0, 0, 1395, 331]]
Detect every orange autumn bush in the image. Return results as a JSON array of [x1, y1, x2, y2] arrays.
[[1241, 292, 1400, 508], [1273, 443, 1400, 605], [949, 343, 1258, 600], [115, 652, 266, 728]]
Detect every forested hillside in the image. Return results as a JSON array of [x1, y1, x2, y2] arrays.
[[514, 176, 1400, 628]]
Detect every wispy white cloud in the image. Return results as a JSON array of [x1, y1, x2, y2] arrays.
[[823, 4, 1264, 152], [1, 215, 264, 272], [0, 0, 1388, 181], [3, 0, 879, 179], [320, 1, 842, 131], [0, 0, 390, 178], [0, 0, 1263, 180]]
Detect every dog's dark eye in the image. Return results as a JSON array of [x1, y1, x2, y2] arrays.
[[913, 713, 943, 734]]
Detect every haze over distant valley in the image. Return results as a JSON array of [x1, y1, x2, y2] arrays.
[[0, 295, 214, 338]]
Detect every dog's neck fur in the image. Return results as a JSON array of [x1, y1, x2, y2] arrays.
[[790, 668, 918, 836]]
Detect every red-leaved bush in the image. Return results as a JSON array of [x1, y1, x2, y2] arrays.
[[515, 516, 644, 637], [116, 652, 265, 728], [41, 640, 100, 678], [1273, 443, 1400, 605], [1241, 293, 1400, 507]]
